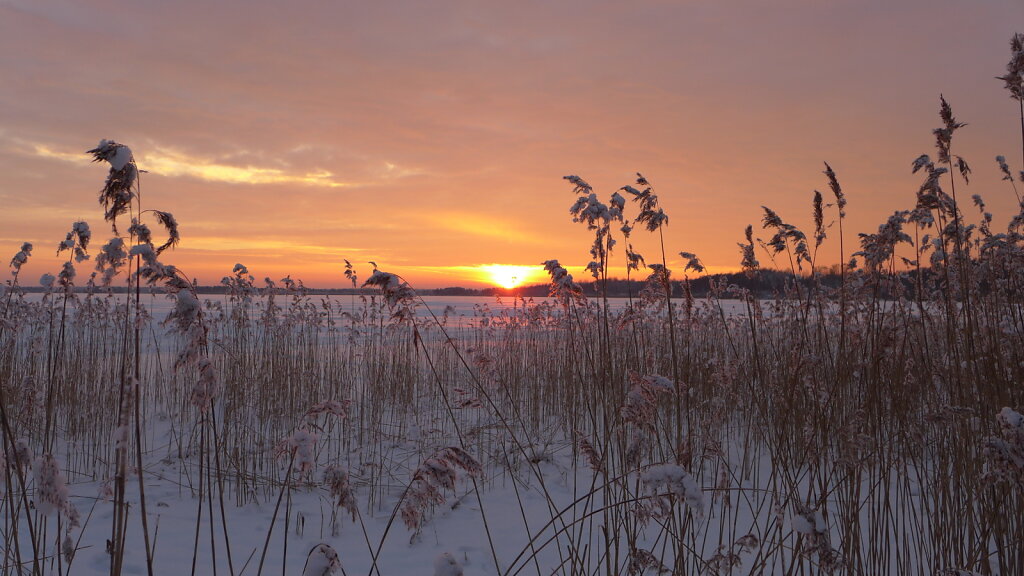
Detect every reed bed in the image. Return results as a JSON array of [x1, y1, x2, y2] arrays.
[[1, 33, 1023, 576]]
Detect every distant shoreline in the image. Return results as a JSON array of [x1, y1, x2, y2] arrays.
[[8, 269, 905, 300]]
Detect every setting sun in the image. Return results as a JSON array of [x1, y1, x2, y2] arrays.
[[478, 264, 538, 289]]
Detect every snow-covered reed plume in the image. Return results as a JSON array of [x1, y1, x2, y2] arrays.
[[738, 224, 759, 277], [401, 447, 482, 533], [323, 465, 358, 522], [301, 543, 341, 576], [983, 407, 1024, 485], [306, 400, 350, 421], [934, 95, 966, 168], [94, 237, 127, 286], [622, 372, 674, 434], [704, 533, 759, 576], [57, 221, 91, 264], [87, 140, 136, 230], [363, 268, 417, 323], [622, 173, 668, 232], [12, 438, 33, 473], [343, 259, 358, 288], [541, 259, 582, 306], [760, 206, 811, 271], [639, 463, 704, 521], [9, 242, 32, 271], [33, 454, 68, 516], [282, 428, 318, 480], [855, 211, 912, 272], [792, 504, 842, 573], [998, 33, 1024, 102], [221, 262, 258, 304], [678, 251, 705, 274]]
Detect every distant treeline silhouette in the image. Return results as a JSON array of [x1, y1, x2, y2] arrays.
[[15, 267, 979, 301]]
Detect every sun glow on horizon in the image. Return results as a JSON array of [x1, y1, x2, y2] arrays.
[[479, 264, 539, 289]]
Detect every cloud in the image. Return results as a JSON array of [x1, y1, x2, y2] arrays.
[[9, 137, 360, 188]]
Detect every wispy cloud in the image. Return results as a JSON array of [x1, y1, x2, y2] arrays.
[[11, 138, 358, 188], [143, 146, 355, 187]]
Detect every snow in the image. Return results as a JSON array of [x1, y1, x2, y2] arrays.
[[302, 543, 341, 575], [1, 293, 1016, 575], [433, 552, 464, 576], [108, 144, 133, 171]]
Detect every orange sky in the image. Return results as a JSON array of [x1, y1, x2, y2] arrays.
[[1, 0, 1022, 289]]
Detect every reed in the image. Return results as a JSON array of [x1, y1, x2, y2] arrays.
[[1, 31, 1023, 576]]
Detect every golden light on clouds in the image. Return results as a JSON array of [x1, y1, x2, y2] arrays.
[[141, 147, 354, 187], [25, 142, 90, 165], [19, 139, 355, 188]]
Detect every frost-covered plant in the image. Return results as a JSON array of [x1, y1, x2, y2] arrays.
[[639, 264, 671, 307], [57, 221, 91, 264], [983, 407, 1024, 485], [33, 454, 68, 516], [934, 95, 967, 168], [622, 372, 674, 435], [323, 465, 358, 523], [911, 154, 952, 226], [638, 463, 704, 522], [9, 242, 32, 272], [87, 140, 137, 231], [280, 428, 318, 480], [32, 453, 81, 569], [301, 543, 341, 576], [575, 430, 603, 472], [627, 547, 670, 576], [855, 211, 912, 272], [704, 533, 759, 576], [565, 174, 624, 294], [306, 400, 350, 422], [94, 237, 127, 286], [998, 33, 1024, 171], [760, 206, 811, 272], [12, 438, 33, 474], [343, 259, 357, 288], [220, 263, 258, 314], [738, 224, 759, 278], [792, 504, 842, 574], [998, 33, 1024, 102], [622, 173, 668, 232], [363, 268, 417, 323], [541, 259, 583, 307], [679, 251, 705, 274], [87, 140, 185, 576], [400, 447, 482, 534]]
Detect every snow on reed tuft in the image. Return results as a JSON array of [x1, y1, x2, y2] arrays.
[[983, 406, 1024, 484], [301, 543, 341, 576], [10, 242, 32, 270], [433, 551, 464, 576], [641, 463, 704, 516], [33, 454, 69, 516]]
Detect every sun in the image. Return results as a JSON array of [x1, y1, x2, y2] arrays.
[[479, 265, 536, 289]]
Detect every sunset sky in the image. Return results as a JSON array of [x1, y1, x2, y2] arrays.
[[1, 0, 1022, 289]]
